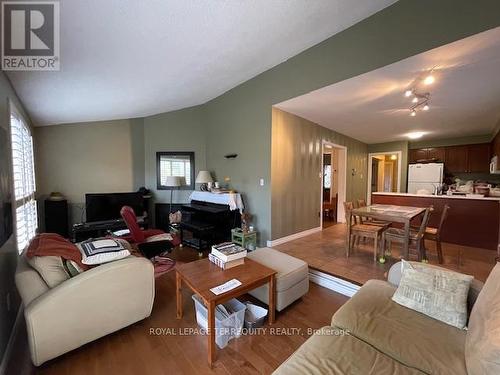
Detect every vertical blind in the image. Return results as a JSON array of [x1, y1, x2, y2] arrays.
[[10, 108, 37, 253], [159, 156, 191, 186]]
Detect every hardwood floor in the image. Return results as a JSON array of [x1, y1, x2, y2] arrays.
[[275, 223, 497, 284], [8, 247, 348, 375]]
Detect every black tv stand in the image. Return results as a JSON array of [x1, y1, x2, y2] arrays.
[[71, 216, 147, 242]]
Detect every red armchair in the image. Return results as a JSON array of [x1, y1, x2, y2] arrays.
[[120, 206, 180, 258]]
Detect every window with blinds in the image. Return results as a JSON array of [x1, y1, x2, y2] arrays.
[[156, 152, 195, 190], [10, 106, 37, 253]]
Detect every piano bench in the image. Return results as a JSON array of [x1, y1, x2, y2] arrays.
[[247, 247, 309, 312]]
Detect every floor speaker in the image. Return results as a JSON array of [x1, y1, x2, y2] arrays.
[[45, 199, 69, 237]]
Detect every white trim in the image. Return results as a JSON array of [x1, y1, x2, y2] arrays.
[[321, 141, 347, 226], [309, 269, 360, 297], [366, 151, 402, 205], [0, 306, 23, 375], [266, 226, 321, 247]]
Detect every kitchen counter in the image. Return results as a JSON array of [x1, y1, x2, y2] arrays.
[[372, 192, 500, 201], [371, 192, 500, 251]]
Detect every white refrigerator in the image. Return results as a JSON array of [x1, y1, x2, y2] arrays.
[[407, 163, 444, 194]]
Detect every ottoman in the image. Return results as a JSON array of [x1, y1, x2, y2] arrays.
[[247, 247, 309, 311]]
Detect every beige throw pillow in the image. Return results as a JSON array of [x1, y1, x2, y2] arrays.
[[392, 260, 473, 329], [27, 255, 71, 288]]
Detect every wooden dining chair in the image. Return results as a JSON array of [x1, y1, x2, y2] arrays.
[[423, 205, 450, 264], [356, 199, 391, 228], [344, 201, 385, 261], [381, 206, 433, 261]]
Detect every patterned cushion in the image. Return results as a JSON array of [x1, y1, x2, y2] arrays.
[[392, 260, 473, 329]]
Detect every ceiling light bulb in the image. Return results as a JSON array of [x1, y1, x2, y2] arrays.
[[390, 155, 397, 160], [412, 97, 418, 103], [404, 90, 413, 97], [410, 110, 416, 117], [423, 75, 435, 85], [423, 104, 429, 111]]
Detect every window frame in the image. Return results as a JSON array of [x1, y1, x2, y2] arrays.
[[156, 151, 195, 190], [9, 101, 37, 254]]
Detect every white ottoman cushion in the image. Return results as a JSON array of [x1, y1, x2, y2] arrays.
[[247, 247, 309, 311]]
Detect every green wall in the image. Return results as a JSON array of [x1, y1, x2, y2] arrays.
[[143, 105, 207, 225], [368, 141, 409, 193], [35, 118, 146, 225], [0, 72, 32, 368]]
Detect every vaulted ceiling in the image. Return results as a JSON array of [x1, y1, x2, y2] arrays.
[[6, 0, 397, 126]]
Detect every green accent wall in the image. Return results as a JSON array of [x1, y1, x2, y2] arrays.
[[368, 141, 409, 193], [271, 108, 367, 239]]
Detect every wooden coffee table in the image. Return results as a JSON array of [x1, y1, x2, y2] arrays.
[[175, 258, 276, 367]]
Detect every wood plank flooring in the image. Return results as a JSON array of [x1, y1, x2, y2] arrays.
[[7, 247, 348, 375], [275, 223, 497, 284]]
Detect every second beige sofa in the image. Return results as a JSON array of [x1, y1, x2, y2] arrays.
[[274, 261, 500, 375]]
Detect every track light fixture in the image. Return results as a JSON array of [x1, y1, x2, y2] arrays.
[[405, 69, 434, 116]]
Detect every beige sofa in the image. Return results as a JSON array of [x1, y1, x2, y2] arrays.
[[15, 256, 155, 366], [274, 261, 500, 375]]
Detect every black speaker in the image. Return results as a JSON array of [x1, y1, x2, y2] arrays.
[[44, 199, 68, 237]]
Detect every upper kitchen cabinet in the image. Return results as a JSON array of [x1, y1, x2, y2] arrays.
[[408, 147, 445, 163], [444, 143, 490, 173], [408, 148, 428, 163], [467, 143, 490, 173], [445, 145, 469, 173], [427, 147, 446, 162]]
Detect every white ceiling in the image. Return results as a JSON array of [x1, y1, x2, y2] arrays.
[[276, 27, 500, 144], [6, 0, 397, 126]]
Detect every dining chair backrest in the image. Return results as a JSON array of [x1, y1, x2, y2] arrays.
[[436, 205, 450, 236], [415, 206, 433, 240], [357, 199, 367, 208]]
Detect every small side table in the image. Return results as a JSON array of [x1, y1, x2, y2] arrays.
[[231, 228, 257, 250]]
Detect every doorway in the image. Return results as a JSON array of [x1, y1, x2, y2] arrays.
[[367, 151, 402, 204], [321, 141, 347, 228]]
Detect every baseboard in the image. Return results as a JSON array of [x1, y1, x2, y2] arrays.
[[266, 227, 321, 247], [308, 269, 360, 298], [0, 306, 23, 375]]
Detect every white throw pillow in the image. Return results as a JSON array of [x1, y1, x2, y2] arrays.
[[76, 238, 131, 265], [392, 260, 473, 329]]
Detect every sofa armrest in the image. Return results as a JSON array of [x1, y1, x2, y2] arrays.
[[24, 256, 154, 366], [387, 261, 484, 313]]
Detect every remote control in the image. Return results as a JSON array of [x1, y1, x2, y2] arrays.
[[210, 279, 242, 295]]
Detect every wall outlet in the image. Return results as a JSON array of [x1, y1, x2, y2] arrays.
[[259, 178, 265, 186]]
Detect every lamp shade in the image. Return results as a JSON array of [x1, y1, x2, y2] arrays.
[[164, 176, 182, 187], [196, 170, 213, 184]]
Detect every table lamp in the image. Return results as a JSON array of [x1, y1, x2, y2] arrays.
[[196, 170, 213, 191], [165, 176, 183, 213]]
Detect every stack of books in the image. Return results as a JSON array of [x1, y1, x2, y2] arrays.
[[209, 242, 247, 270]]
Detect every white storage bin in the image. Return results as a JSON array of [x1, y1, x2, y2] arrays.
[[192, 294, 246, 349]]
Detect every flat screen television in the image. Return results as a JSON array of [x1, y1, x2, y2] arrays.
[[85, 192, 144, 222], [0, 127, 13, 247]]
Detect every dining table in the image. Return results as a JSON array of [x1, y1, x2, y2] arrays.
[[346, 204, 427, 259]]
